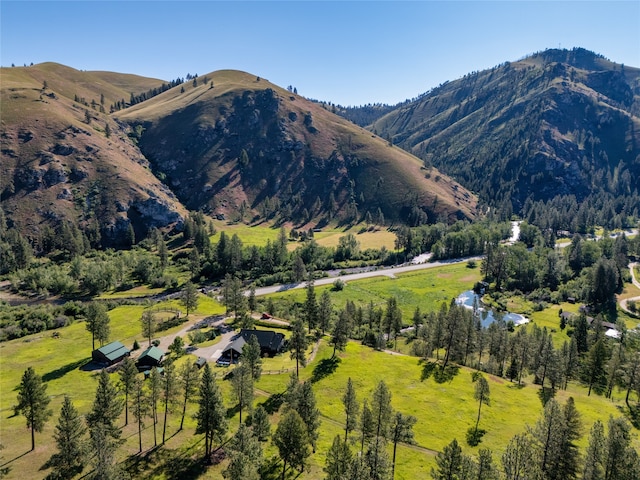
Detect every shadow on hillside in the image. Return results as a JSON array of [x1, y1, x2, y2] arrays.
[[43, 358, 90, 382], [124, 443, 207, 480], [311, 356, 340, 383], [419, 360, 460, 383], [80, 360, 104, 372]]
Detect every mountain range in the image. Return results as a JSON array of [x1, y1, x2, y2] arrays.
[[1, 48, 638, 247]]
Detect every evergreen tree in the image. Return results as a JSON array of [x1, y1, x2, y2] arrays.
[[585, 338, 609, 396], [49, 395, 87, 479], [325, 435, 353, 480], [273, 410, 310, 479], [472, 372, 490, 437], [331, 309, 351, 357], [140, 310, 156, 346], [342, 377, 360, 441], [148, 368, 161, 446], [297, 381, 321, 452], [180, 281, 199, 317], [502, 433, 536, 480], [195, 364, 227, 461], [221, 274, 246, 320], [603, 416, 640, 480], [118, 357, 138, 426], [248, 286, 257, 313], [223, 424, 262, 480], [303, 277, 318, 333], [86, 302, 110, 350], [86, 369, 123, 441], [131, 377, 147, 453], [289, 318, 308, 378], [242, 334, 262, 381], [318, 289, 333, 335], [89, 427, 121, 480], [476, 448, 500, 480], [431, 438, 464, 480], [371, 380, 393, 477], [359, 399, 375, 457], [178, 361, 200, 431], [251, 405, 270, 442], [231, 364, 253, 425], [390, 412, 417, 479], [161, 362, 178, 444], [583, 420, 605, 480], [15, 367, 52, 451]]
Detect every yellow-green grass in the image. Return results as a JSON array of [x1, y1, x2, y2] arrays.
[[206, 222, 397, 251], [267, 263, 482, 320]]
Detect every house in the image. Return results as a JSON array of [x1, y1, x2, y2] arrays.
[[239, 329, 285, 356], [216, 329, 285, 366], [92, 341, 130, 366], [136, 346, 164, 370]]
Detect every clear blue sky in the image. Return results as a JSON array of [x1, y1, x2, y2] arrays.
[[2, 1, 638, 106]]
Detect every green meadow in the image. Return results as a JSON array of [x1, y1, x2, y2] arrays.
[[1, 262, 639, 479]]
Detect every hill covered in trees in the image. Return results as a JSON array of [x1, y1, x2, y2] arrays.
[[369, 48, 640, 230]]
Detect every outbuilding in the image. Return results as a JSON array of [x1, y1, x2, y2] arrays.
[[136, 346, 164, 370], [92, 341, 130, 366]]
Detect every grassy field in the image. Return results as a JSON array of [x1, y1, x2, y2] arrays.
[[206, 222, 398, 251], [2, 263, 639, 479]]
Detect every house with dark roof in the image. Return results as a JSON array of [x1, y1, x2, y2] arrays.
[[216, 329, 285, 366], [136, 346, 164, 370], [239, 329, 285, 356], [92, 341, 130, 366]]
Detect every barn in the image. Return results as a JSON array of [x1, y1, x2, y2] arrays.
[[92, 341, 130, 366]]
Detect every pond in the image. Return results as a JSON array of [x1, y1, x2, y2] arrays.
[[455, 290, 529, 328]]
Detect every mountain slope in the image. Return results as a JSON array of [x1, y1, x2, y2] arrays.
[[0, 63, 186, 247], [116, 70, 476, 226], [371, 48, 640, 216]]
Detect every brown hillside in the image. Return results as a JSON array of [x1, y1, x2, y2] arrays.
[[0, 64, 186, 247], [117, 70, 476, 226]]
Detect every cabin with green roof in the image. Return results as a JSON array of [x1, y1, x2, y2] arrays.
[[92, 341, 130, 366], [136, 345, 165, 370]]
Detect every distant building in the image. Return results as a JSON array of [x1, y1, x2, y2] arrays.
[[92, 341, 130, 366], [194, 356, 207, 369], [136, 346, 164, 370]]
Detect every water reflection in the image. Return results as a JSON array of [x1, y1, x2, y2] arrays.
[[456, 290, 529, 328]]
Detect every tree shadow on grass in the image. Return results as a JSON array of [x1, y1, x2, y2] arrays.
[[617, 404, 640, 429], [259, 455, 283, 480], [419, 360, 460, 383], [311, 356, 341, 383], [43, 358, 90, 382], [124, 445, 207, 480], [260, 393, 284, 414], [537, 386, 556, 406]]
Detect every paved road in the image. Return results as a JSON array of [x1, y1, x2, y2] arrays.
[[251, 255, 483, 297], [619, 262, 640, 318]]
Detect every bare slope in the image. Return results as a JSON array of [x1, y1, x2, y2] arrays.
[[0, 63, 186, 246], [117, 70, 476, 226]]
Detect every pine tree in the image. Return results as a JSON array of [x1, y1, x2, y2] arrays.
[[390, 412, 416, 479], [289, 318, 308, 378], [231, 364, 253, 425], [603, 416, 640, 480], [131, 377, 147, 453], [161, 362, 178, 444], [89, 426, 121, 480], [87, 370, 123, 441], [49, 395, 87, 478], [242, 334, 262, 381], [117, 357, 138, 426], [15, 367, 52, 451], [85, 302, 110, 350], [297, 381, 321, 452], [472, 372, 490, 437], [502, 433, 536, 480], [251, 405, 270, 442], [583, 420, 605, 480], [178, 361, 200, 431], [223, 424, 262, 480], [432, 438, 464, 480], [343, 377, 360, 441], [180, 281, 199, 317], [318, 289, 333, 335], [331, 309, 351, 357], [195, 364, 227, 461], [325, 435, 353, 480], [273, 410, 310, 479], [371, 380, 393, 477], [304, 277, 318, 333], [140, 310, 156, 346]]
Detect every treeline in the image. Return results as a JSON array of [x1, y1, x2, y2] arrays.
[[109, 77, 184, 112]]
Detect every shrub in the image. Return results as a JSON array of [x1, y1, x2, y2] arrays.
[[332, 279, 345, 291], [132, 339, 140, 351]]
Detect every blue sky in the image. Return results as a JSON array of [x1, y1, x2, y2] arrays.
[[1, 1, 638, 106]]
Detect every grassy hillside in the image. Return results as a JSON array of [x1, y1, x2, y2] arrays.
[[116, 69, 477, 227], [0, 63, 186, 245]]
